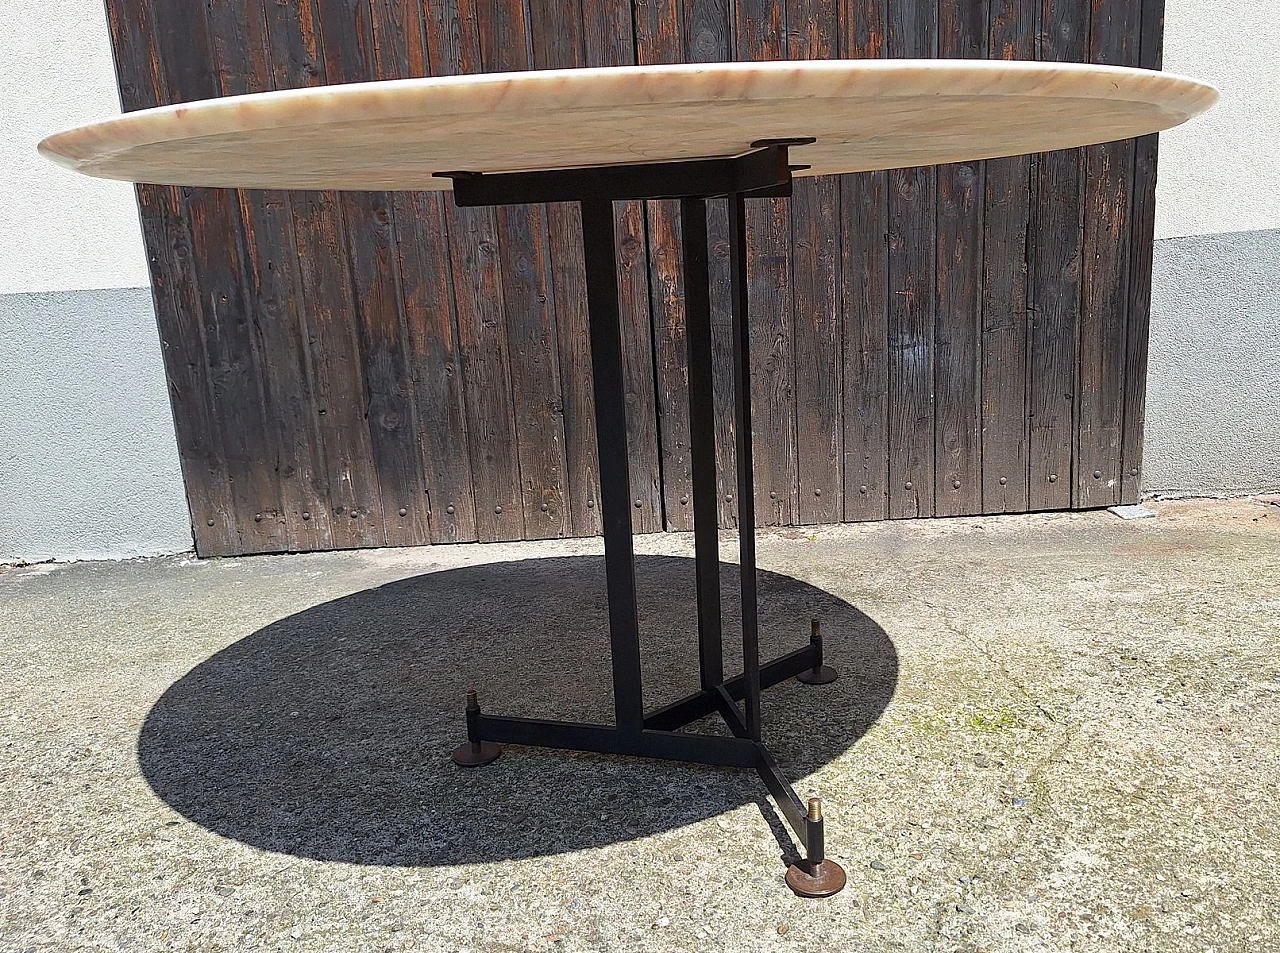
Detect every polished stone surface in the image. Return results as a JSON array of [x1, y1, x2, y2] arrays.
[[39, 60, 1218, 190]]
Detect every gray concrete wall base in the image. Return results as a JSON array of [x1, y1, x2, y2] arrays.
[[0, 287, 193, 561], [1144, 227, 1280, 496]]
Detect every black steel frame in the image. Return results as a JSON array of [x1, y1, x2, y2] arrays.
[[440, 141, 844, 894]]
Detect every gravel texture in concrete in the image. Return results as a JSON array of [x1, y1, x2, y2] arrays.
[[2, 499, 1278, 952]]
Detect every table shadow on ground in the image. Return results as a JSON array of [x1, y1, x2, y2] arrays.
[[138, 554, 897, 866]]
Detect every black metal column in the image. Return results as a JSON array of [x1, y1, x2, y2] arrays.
[[581, 198, 645, 735], [679, 196, 724, 692], [728, 193, 762, 741]]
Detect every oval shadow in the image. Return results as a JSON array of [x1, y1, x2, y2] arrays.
[[139, 554, 897, 865]]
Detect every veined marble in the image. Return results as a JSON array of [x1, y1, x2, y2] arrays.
[[38, 60, 1218, 191]]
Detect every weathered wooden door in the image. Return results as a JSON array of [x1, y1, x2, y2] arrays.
[[106, 0, 1164, 556]]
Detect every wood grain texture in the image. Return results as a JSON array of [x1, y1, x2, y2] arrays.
[[934, 0, 987, 518], [635, 0, 693, 532], [581, 0, 664, 535], [1028, 0, 1087, 510], [529, 0, 601, 536], [478, 0, 570, 540], [839, 0, 889, 522], [210, 0, 333, 552], [377, 0, 478, 542], [885, 4, 936, 519], [1076, 0, 1138, 509], [980, 0, 1036, 513], [155, 0, 291, 555], [425, 0, 526, 542], [264, 0, 386, 551], [735, 0, 797, 527], [787, 0, 843, 526]]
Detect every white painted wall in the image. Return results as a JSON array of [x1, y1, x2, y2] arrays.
[[0, 0, 187, 562], [1156, 0, 1280, 239], [0, 0, 149, 294]]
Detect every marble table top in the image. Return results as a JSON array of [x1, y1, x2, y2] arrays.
[[39, 60, 1217, 191]]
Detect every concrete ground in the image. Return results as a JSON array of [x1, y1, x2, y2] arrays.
[[1, 499, 1278, 953]]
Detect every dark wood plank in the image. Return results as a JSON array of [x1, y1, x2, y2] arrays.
[[373, 0, 479, 542], [103, 1, 241, 556], [787, 0, 843, 526], [934, 0, 988, 517], [1121, 0, 1166, 504], [262, 0, 386, 550], [629, 0, 743, 529], [645, 198, 694, 531], [735, 0, 798, 527], [634, 0, 681, 63], [1028, 0, 1087, 510], [707, 197, 742, 529], [634, 0, 692, 531], [150, 0, 291, 554], [495, 198, 571, 538], [1076, 0, 1138, 508], [545, 203, 602, 535], [680, 0, 740, 531], [885, 5, 936, 519], [424, 0, 527, 542], [206, 0, 335, 554], [475, 0, 571, 540], [312, 0, 434, 546], [581, 0, 665, 535], [979, 0, 1036, 514], [839, 0, 889, 522], [528, 0, 599, 537]]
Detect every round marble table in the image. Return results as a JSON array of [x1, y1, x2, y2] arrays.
[[40, 59, 1216, 898]]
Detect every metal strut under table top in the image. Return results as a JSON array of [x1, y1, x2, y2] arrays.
[[438, 140, 846, 898]]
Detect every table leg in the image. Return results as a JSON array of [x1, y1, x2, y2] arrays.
[[444, 148, 845, 895], [580, 198, 647, 736]]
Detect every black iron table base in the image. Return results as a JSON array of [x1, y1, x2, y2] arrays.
[[441, 141, 846, 897]]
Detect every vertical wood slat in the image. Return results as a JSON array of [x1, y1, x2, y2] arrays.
[[934, 0, 987, 517], [261, 0, 385, 551], [476, 0, 571, 540], [690, 0, 741, 532], [1076, 0, 1139, 508], [787, 0, 843, 526], [980, 0, 1036, 514], [735, 0, 798, 527], [325, 1, 442, 546], [885, 4, 937, 519], [839, 0, 889, 522], [153, 0, 293, 555], [206, 0, 333, 553], [635, 0, 694, 532], [528, 0, 601, 537], [313, 1, 428, 547], [373, 0, 478, 543], [1121, 0, 1166, 504], [583, 0, 666, 535], [1028, 0, 1088, 510], [423, 0, 526, 542]]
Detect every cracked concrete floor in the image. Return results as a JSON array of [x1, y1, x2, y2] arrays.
[[1, 499, 1278, 952]]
